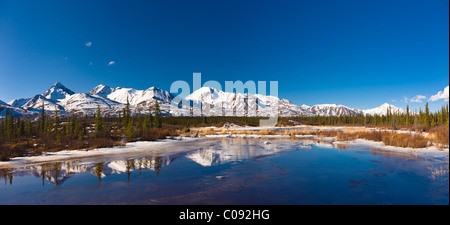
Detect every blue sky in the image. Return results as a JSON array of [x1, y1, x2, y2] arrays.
[[0, 0, 448, 111]]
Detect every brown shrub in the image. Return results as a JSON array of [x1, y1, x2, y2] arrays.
[[319, 130, 340, 138], [65, 139, 86, 150], [381, 132, 428, 148], [141, 128, 177, 141], [336, 132, 356, 141], [0, 144, 27, 161], [87, 138, 116, 149], [357, 131, 384, 142], [428, 125, 449, 146]]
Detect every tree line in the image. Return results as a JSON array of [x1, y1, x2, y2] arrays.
[[1, 101, 448, 161], [283, 103, 449, 130], [0, 98, 168, 161]]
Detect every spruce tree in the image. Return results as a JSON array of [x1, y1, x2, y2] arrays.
[[425, 102, 430, 127], [40, 103, 46, 134], [406, 105, 410, 126], [53, 105, 59, 137], [25, 119, 32, 137], [154, 99, 161, 128], [6, 110, 13, 139], [136, 108, 143, 136], [126, 116, 134, 138], [122, 97, 131, 129], [94, 105, 104, 137]]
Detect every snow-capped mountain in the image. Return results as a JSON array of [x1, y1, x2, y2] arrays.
[[22, 94, 65, 111], [8, 97, 32, 108], [89, 84, 115, 98], [59, 93, 124, 116], [89, 85, 172, 108], [3, 82, 409, 119], [106, 86, 172, 106], [42, 81, 75, 100], [183, 87, 314, 117], [307, 104, 362, 117], [0, 104, 36, 118], [1, 99, 37, 118], [362, 103, 406, 116]]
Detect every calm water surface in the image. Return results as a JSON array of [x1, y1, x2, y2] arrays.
[[0, 138, 448, 205]]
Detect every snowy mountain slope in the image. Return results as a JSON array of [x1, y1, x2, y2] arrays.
[[4, 82, 408, 118], [308, 104, 362, 117], [0, 104, 37, 118], [0, 100, 8, 106], [21, 94, 65, 112], [59, 93, 125, 116], [105, 86, 172, 106], [8, 97, 32, 108], [42, 82, 75, 100], [89, 84, 115, 98], [89, 85, 173, 109], [183, 87, 315, 117], [362, 103, 406, 116]]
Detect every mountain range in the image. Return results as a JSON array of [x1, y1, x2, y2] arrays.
[[0, 82, 406, 119]]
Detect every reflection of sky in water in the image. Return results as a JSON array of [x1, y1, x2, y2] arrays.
[[0, 138, 448, 205]]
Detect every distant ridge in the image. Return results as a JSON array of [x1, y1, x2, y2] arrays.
[[2, 82, 408, 118]]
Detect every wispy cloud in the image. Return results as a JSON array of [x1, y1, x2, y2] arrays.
[[410, 95, 427, 103], [108, 61, 115, 66], [401, 96, 409, 103], [85, 41, 92, 47], [429, 86, 449, 102]]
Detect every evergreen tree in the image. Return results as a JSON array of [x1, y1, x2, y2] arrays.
[[122, 96, 131, 129], [126, 116, 135, 138], [6, 110, 13, 139], [25, 119, 32, 137], [94, 105, 104, 137], [405, 105, 410, 126], [145, 104, 154, 130], [136, 108, 143, 136], [154, 99, 162, 128], [40, 103, 46, 134], [425, 102, 430, 127], [53, 105, 59, 137]]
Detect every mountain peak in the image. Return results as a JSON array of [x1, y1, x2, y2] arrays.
[[42, 82, 75, 100], [363, 103, 405, 116], [195, 86, 221, 94], [89, 84, 115, 97]]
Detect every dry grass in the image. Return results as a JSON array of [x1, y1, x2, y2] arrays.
[[428, 125, 449, 146], [141, 128, 178, 141], [87, 138, 117, 149], [199, 128, 217, 135], [219, 128, 436, 149], [381, 132, 429, 148]]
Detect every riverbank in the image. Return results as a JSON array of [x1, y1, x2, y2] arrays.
[[1, 125, 448, 168]]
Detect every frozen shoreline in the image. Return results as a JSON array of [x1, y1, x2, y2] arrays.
[[0, 137, 213, 168], [1, 131, 448, 168]]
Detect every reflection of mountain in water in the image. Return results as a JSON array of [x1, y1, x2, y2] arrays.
[[186, 138, 299, 166], [1, 138, 313, 186], [1, 155, 178, 186]]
